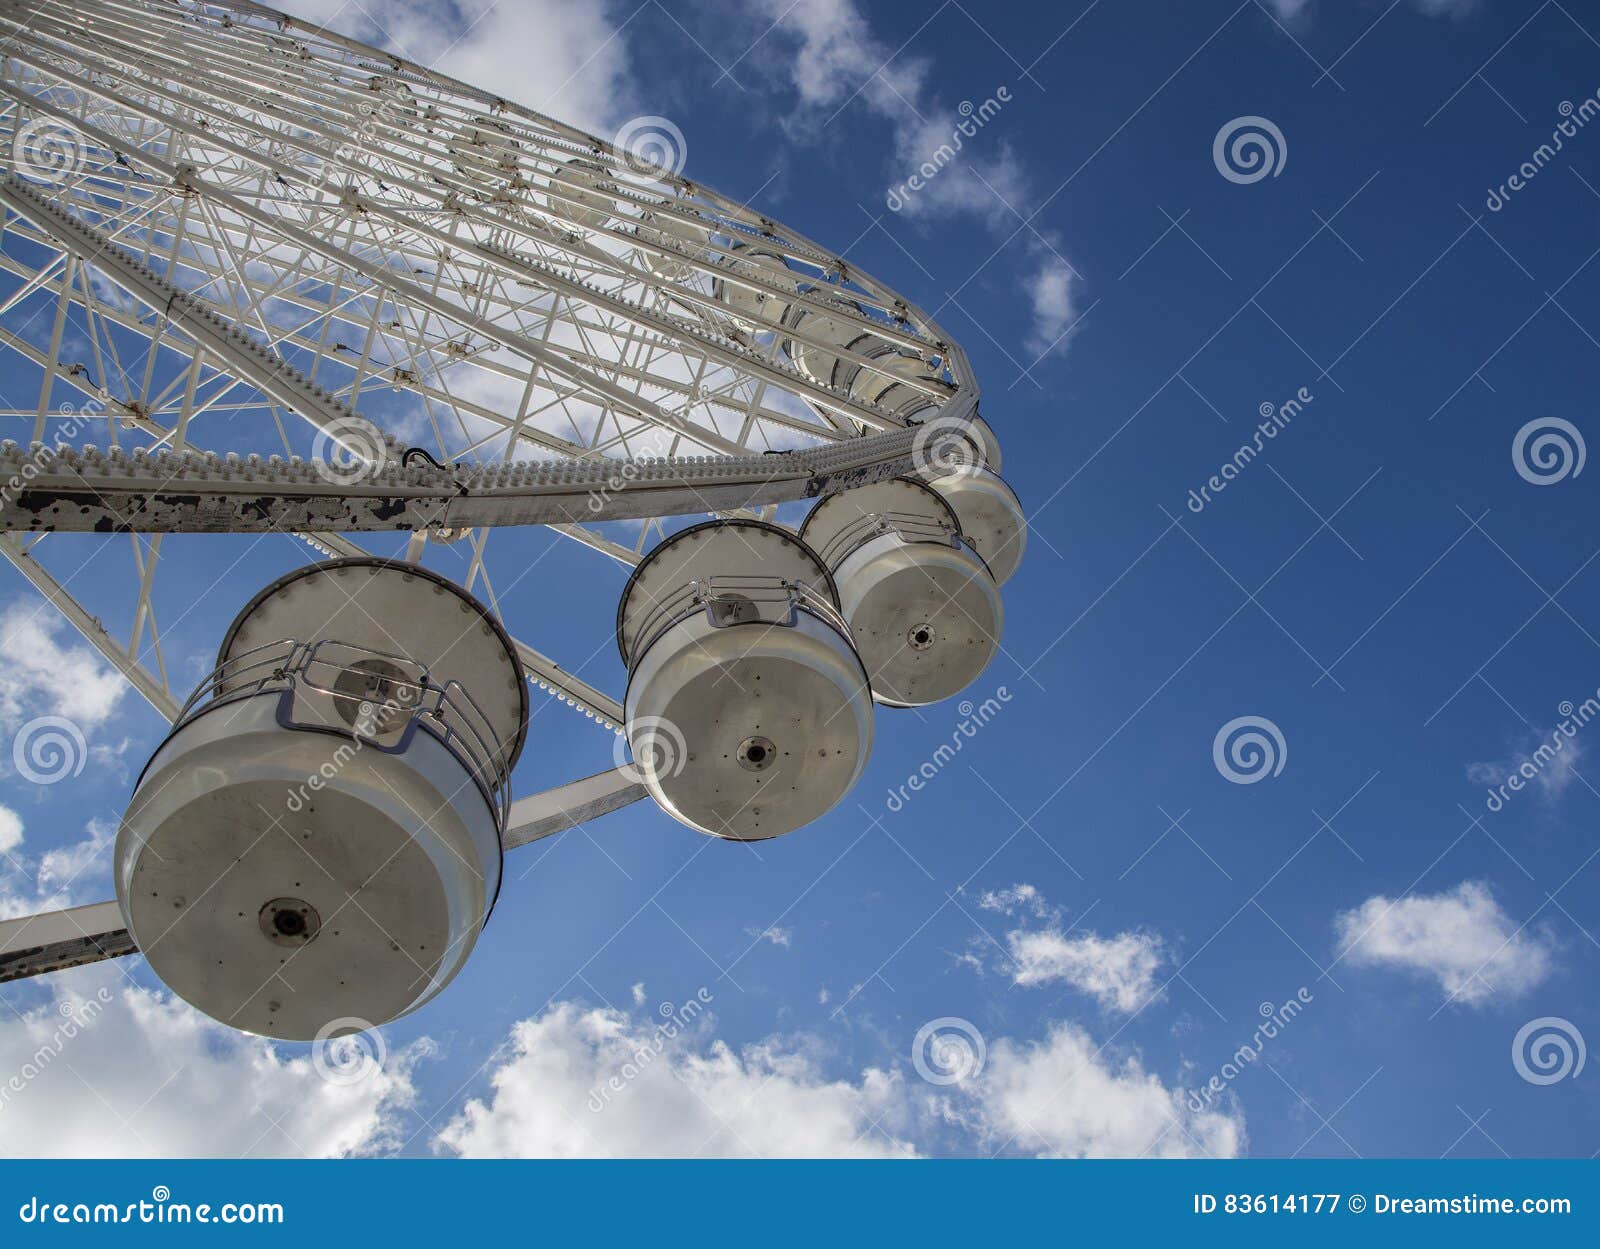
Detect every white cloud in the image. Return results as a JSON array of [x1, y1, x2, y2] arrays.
[[0, 804, 21, 856], [436, 998, 1238, 1158], [970, 886, 1165, 1013], [966, 1022, 1244, 1158], [1008, 929, 1166, 1014], [282, 0, 636, 136], [1467, 729, 1584, 804], [0, 817, 116, 921], [1334, 881, 1554, 1006], [745, 924, 793, 948], [759, 0, 1007, 221], [0, 602, 128, 732], [1025, 261, 1078, 357], [757, 0, 1079, 358], [1, 978, 1239, 1158], [0, 967, 428, 1157], [977, 882, 1047, 917], [437, 1001, 914, 1157]]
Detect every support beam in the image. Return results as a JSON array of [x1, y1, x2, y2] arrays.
[[0, 533, 182, 721], [0, 900, 136, 982], [503, 766, 646, 850]]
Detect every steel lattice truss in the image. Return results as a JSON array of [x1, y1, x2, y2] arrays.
[[0, 0, 978, 729]]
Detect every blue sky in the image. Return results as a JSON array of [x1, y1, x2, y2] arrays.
[[2, 0, 1599, 1158]]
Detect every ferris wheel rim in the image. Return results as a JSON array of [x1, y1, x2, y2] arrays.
[[0, 0, 994, 758]]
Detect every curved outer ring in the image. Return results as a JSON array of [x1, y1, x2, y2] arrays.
[[216, 556, 531, 775], [248, 0, 983, 422], [796, 475, 964, 569], [614, 517, 842, 668]]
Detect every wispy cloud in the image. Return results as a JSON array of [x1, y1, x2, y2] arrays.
[[745, 924, 794, 948], [1334, 881, 1554, 1007], [753, 0, 1079, 359], [970, 884, 1166, 1014]]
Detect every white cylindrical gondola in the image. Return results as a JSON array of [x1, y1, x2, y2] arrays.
[[914, 419, 1026, 586], [799, 478, 1002, 708], [632, 208, 711, 282], [114, 560, 527, 1041], [836, 340, 956, 422], [710, 242, 800, 330], [780, 297, 868, 387], [544, 156, 615, 229], [617, 520, 873, 840]]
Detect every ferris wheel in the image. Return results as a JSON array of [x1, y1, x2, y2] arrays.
[[0, 0, 1025, 1042]]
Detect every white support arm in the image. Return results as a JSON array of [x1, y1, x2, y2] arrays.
[[0, 899, 135, 982], [503, 767, 646, 850]]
